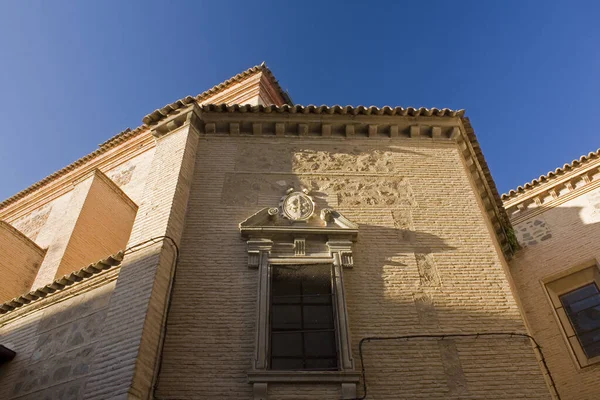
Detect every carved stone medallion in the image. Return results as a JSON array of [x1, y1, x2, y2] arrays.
[[280, 190, 315, 221]]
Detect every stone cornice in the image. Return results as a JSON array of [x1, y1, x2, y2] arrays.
[[1, 107, 510, 262]]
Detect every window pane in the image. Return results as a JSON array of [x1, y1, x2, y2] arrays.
[[270, 265, 338, 371], [568, 294, 600, 314], [305, 358, 338, 370], [271, 305, 302, 331], [272, 268, 302, 299], [578, 329, 600, 358], [567, 301, 600, 333], [560, 284, 599, 306], [560, 283, 600, 359], [271, 333, 302, 357], [304, 331, 337, 358], [272, 358, 304, 370], [303, 305, 334, 330]]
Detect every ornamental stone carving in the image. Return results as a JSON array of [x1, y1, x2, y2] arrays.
[[279, 188, 315, 221]]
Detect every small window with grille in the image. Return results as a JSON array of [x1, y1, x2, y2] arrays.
[[269, 264, 338, 371]]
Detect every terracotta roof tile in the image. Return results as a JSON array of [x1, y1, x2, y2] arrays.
[[0, 252, 123, 315], [142, 63, 292, 126], [0, 63, 288, 210], [502, 148, 600, 200], [200, 103, 464, 117]]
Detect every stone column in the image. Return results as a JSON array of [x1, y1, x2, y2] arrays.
[[83, 106, 201, 400]]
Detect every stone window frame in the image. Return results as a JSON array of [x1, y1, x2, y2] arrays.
[[241, 208, 360, 399], [543, 260, 600, 368]]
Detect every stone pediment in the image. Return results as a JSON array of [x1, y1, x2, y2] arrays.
[[239, 206, 358, 240]]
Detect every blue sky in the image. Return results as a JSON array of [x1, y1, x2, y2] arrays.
[[1, 1, 598, 200]]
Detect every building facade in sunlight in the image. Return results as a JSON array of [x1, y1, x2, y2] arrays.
[[0, 64, 563, 399], [503, 153, 600, 399]]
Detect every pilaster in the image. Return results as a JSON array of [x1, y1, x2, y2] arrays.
[[82, 107, 200, 400]]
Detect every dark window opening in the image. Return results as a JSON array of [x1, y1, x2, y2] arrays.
[[270, 264, 338, 371], [0, 345, 16, 364], [560, 282, 600, 359]]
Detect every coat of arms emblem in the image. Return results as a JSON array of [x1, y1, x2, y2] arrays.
[[279, 188, 315, 221]]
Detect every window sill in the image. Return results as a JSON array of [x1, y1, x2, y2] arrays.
[[247, 370, 361, 384]]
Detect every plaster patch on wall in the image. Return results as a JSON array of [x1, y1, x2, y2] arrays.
[[515, 217, 552, 247], [292, 148, 396, 173], [316, 176, 414, 207], [234, 144, 397, 174], [12, 203, 52, 241], [438, 340, 468, 395], [414, 292, 439, 327], [392, 209, 415, 242], [221, 173, 414, 208], [234, 144, 292, 172], [415, 253, 440, 286], [588, 188, 600, 217], [107, 162, 136, 187], [221, 174, 261, 206]]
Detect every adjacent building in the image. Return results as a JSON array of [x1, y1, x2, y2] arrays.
[[504, 151, 600, 400], [0, 63, 582, 399]]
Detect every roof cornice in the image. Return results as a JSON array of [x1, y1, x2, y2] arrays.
[[502, 148, 600, 202], [0, 64, 291, 211], [502, 150, 600, 223]]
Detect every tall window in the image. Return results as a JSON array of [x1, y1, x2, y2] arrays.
[[559, 283, 600, 359], [270, 265, 338, 370], [545, 263, 600, 367]]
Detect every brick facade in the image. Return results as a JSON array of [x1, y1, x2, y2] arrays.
[[148, 136, 550, 399], [0, 65, 559, 399], [505, 156, 600, 400]]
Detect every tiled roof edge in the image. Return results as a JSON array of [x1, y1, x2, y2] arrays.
[[502, 148, 600, 201], [0, 126, 149, 211], [0, 63, 290, 210], [461, 118, 511, 228], [199, 103, 464, 116], [142, 63, 292, 125], [0, 251, 124, 315]]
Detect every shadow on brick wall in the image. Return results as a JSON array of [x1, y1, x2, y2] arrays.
[[0, 277, 115, 399]]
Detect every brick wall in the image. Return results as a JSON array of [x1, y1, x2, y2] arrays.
[[510, 184, 600, 400], [55, 171, 137, 279], [2, 148, 153, 291], [0, 271, 118, 399], [155, 137, 550, 399], [0, 222, 45, 303]]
